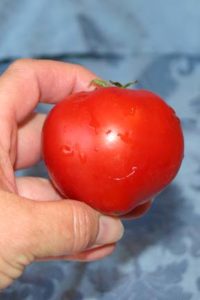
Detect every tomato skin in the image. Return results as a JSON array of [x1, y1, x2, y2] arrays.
[[42, 87, 184, 216]]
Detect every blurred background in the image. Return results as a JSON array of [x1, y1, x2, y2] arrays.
[[0, 0, 200, 299]]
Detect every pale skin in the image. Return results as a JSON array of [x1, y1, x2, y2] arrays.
[[0, 59, 151, 289]]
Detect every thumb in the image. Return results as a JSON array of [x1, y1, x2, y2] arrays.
[[29, 199, 124, 259]]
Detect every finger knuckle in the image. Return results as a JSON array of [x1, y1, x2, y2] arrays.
[[7, 59, 35, 78], [10, 58, 34, 70], [0, 256, 24, 290], [68, 201, 98, 253]]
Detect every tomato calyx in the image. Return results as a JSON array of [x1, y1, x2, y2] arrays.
[[91, 79, 138, 89]]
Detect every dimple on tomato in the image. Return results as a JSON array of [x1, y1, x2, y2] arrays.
[[42, 80, 184, 216]]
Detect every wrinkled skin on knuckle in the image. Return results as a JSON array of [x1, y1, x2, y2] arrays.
[[0, 193, 35, 282], [0, 253, 32, 289], [0, 226, 33, 289], [0, 255, 25, 290], [66, 200, 99, 254]]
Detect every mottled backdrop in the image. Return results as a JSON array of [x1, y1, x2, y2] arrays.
[[0, 0, 199, 299]]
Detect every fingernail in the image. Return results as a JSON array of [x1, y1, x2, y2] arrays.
[[96, 215, 124, 245]]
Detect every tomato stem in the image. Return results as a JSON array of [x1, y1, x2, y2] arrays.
[[91, 79, 138, 89]]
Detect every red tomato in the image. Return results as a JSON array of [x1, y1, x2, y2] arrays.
[[42, 82, 184, 216]]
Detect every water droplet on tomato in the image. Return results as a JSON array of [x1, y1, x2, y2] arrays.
[[79, 152, 87, 164], [89, 114, 100, 134], [124, 106, 135, 116], [106, 130, 118, 143], [61, 145, 74, 156], [106, 129, 112, 134], [118, 132, 132, 143], [130, 107, 135, 114]]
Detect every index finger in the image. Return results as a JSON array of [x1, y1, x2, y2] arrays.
[[0, 59, 97, 123]]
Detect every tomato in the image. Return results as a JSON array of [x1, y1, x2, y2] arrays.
[[42, 80, 184, 216]]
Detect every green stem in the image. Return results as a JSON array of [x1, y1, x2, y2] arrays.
[[91, 79, 138, 89]]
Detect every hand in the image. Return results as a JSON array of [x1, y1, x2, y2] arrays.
[[0, 59, 124, 289]]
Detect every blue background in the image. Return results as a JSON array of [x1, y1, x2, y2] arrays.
[[0, 0, 200, 299]]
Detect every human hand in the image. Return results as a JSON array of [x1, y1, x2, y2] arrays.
[[0, 59, 124, 289]]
